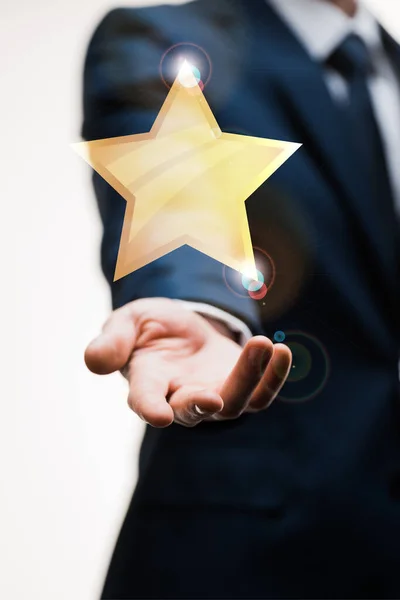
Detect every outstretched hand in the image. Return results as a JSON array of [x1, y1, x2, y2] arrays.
[[85, 298, 292, 427]]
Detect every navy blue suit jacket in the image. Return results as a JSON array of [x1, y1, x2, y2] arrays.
[[82, 1, 400, 597]]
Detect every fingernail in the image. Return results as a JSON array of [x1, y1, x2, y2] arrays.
[[194, 405, 221, 417]]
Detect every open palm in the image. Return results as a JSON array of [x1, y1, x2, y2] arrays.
[[85, 298, 291, 427]]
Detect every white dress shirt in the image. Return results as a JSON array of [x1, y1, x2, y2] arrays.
[[178, 0, 400, 344]]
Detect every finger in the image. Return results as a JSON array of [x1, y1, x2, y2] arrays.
[[217, 336, 274, 419], [248, 343, 292, 411], [168, 386, 224, 427], [85, 305, 137, 375], [127, 359, 174, 428]]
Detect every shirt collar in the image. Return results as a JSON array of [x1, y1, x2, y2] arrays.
[[267, 0, 383, 61]]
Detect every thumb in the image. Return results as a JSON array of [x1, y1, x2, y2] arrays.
[[85, 306, 137, 375]]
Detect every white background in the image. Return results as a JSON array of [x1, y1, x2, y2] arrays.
[[1, 1, 399, 598]]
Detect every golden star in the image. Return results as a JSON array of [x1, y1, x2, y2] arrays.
[[73, 61, 300, 281]]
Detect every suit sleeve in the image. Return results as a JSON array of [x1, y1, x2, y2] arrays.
[[81, 8, 262, 333]]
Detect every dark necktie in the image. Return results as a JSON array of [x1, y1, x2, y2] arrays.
[[327, 34, 399, 301], [328, 34, 396, 225]]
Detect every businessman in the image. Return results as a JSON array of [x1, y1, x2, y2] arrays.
[[82, 0, 400, 597]]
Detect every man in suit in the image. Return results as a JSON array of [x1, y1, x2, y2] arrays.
[[82, 0, 400, 597]]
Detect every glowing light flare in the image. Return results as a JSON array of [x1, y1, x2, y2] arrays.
[[223, 249, 277, 300], [159, 42, 213, 90], [177, 60, 201, 88], [274, 331, 286, 343], [248, 283, 268, 300], [278, 331, 331, 403], [240, 263, 261, 284], [242, 269, 264, 292]]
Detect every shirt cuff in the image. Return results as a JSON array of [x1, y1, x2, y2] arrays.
[[175, 300, 253, 347]]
